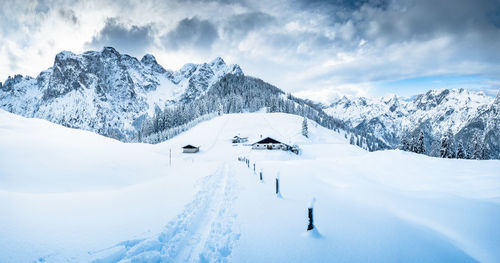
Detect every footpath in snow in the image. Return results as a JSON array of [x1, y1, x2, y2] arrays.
[[91, 163, 240, 263]]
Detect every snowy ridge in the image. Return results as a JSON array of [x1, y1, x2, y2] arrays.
[[324, 88, 500, 159], [325, 89, 491, 136], [0, 47, 242, 141]]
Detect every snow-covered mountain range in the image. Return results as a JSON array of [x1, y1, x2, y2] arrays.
[[0, 47, 242, 140], [0, 47, 497, 159], [324, 89, 500, 159]]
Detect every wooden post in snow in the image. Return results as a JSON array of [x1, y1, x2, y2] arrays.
[[259, 170, 263, 181], [307, 198, 316, 231], [276, 172, 280, 196], [253, 163, 256, 173]]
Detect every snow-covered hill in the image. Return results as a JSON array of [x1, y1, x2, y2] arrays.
[[0, 47, 242, 141], [324, 89, 500, 159], [1, 109, 499, 262]]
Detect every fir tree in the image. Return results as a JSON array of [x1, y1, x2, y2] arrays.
[[472, 133, 484, 159], [440, 134, 450, 158], [400, 135, 410, 151], [456, 141, 466, 159], [216, 102, 224, 116], [302, 117, 308, 138], [416, 130, 425, 154]]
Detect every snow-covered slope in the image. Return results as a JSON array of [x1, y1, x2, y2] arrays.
[[1, 109, 499, 262], [0, 47, 242, 141], [324, 89, 499, 159]]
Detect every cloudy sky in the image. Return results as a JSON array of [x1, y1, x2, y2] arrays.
[[1, 0, 499, 102]]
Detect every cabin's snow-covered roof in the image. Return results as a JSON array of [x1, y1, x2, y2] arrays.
[[253, 137, 282, 144]]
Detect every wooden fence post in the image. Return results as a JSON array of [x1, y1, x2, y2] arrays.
[[276, 172, 280, 195], [307, 198, 316, 231]]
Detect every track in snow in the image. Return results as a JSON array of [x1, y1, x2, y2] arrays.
[[90, 163, 240, 263]]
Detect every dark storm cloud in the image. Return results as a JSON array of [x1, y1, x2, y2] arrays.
[[85, 17, 155, 56], [285, 0, 500, 82], [34, 0, 51, 15], [294, 0, 389, 22], [58, 8, 78, 24], [197, 0, 243, 3], [298, 0, 387, 9], [361, 0, 500, 42], [224, 11, 275, 39], [161, 17, 219, 50], [296, 0, 500, 46]]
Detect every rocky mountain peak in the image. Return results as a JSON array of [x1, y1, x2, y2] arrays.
[[382, 94, 398, 103], [210, 56, 225, 67], [101, 46, 120, 58], [414, 89, 450, 110], [494, 92, 500, 105], [141, 54, 166, 74], [209, 57, 227, 73], [0, 48, 247, 141], [3, 74, 25, 87], [141, 54, 158, 65], [52, 51, 85, 78], [229, 64, 243, 76], [382, 95, 400, 112], [179, 63, 197, 78]]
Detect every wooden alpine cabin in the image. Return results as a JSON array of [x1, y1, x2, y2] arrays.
[[232, 136, 248, 143], [182, 144, 200, 153], [251, 137, 290, 150]]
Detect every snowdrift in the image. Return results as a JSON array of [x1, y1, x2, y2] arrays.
[[1, 110, 499, 262]]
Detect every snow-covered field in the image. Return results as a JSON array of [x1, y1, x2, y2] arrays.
[[1, 109, 499, 262]]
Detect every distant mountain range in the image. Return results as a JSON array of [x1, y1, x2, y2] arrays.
[[0, 47, 498, 159], [323, 89, 499, 159]]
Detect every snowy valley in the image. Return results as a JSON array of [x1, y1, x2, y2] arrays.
[[2, 0, 500, 262], [1, 109, 499, 263]]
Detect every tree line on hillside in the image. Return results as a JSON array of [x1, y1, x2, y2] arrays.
[[399, 129, 488, 159], [137, 74, 388, 151]]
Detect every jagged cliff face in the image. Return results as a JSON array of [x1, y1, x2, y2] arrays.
[[456, 93, 500, 158], [0, 47, 242, 140], [324, 89, 499, 159]]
